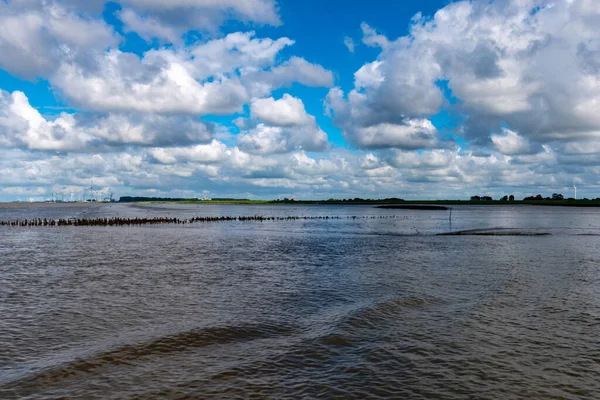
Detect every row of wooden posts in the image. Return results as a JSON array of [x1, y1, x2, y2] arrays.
[[0, 215, 414, 227]]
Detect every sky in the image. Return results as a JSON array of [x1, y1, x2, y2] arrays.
[[0, 0, 599, 201]]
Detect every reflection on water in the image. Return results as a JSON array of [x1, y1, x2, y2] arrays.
[[1, 203, 600, 399]]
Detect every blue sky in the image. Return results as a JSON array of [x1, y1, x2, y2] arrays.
[[236, 0, 454, 148], [0, 0, 598, 201]]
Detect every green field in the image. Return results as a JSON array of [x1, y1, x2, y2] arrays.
[[163, 199, 271, 205]]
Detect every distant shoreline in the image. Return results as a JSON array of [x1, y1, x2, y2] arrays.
[[376, 205, 449, 210], [3, 199, 600, 207], [124, 199, 600, 207]]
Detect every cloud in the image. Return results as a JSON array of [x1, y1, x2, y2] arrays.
[[77, 0, 280, 44], [0, 90, 213, 151], [118, 8, 182, 44], [238, 94, 329, 154], [562, 139, 600, 155], [325, 88, 441, 149], [3, 0, 600, 201], [242, 56, 335, 98], [287, 151, 340, 176], [350, 121, 440, 150], [237, 124, 292, 155], [0, 1, 294, 107], [52, 48, 249, 114], [270, 57, 335, 87], [0, 137, 594, 201], [0, 0, 118, 79], [189, 31, 295, 79], [148, 140, 228, 165], [343, 37, 355, 53], [354, 61, 384, 89], [0, 0, 281, 79], [118, 0, 281, 34], [0, 2, 333, 120], [360, 22, 389, 49], [329, 0, 600, 156], [490, 128, 538, 155], [250, 94, 311, 126], [359, 153, 381, 170], [50, 32, 332, 115], [386, 148, 460, 170], [238, 123, 328, 155]]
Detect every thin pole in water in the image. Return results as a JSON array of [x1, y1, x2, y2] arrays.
[[449, 207, 453, 222]]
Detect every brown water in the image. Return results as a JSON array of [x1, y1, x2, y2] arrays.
[[1, 203, 599, 399]]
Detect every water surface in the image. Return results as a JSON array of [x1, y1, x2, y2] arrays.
[[1, 203, 599, 399]]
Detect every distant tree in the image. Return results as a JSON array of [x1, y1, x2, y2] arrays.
[[500, 195, 508, 201], [509, 195, 515, 202], [470, 195, 481, 201], [535, 194, 543, 200], [552, 193, 564, 200], [482, 196, 493, 201]]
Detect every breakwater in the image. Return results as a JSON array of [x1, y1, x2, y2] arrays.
[[0, 215, 410, 227]]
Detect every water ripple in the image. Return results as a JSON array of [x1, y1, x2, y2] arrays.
[[1, 203, 600, 399]]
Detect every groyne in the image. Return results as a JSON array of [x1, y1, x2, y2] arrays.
[[0, 215, 410, 227]]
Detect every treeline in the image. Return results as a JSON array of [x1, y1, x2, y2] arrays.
[[523, 193, 600, 201], [470, 193, 600, 202], [470, 195, 519, 201], [271, 197, 405, 204], [470, 195, 518, 201], [119, 197, 251, 202], [117, 196, 407, 203], [470, 196, 497, 201], [523, 194, 568, 201]]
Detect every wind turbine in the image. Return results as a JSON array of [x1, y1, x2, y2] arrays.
[[102, 187, 114, 202], [573, 183, 577, 200], [87, 180, 96, 201]]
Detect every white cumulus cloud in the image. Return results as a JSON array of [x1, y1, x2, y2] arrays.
[[250, 94, 312, 126], [491, 129, 537, 155], [0, 90, 214, 151], [329, 0, 600, 156], [0, 0, 118, 79], [239, 94, 329, 154]]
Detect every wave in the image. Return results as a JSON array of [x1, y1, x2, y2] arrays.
[[2, 322, 298, 392], [341, 295, 443, 330]]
